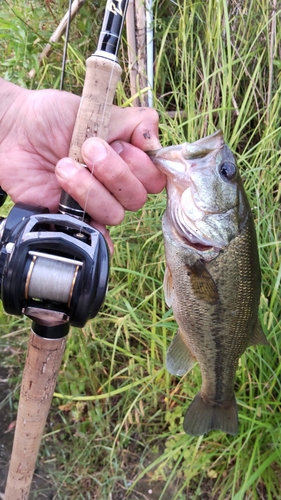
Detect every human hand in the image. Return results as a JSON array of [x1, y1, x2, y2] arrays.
[[0, 79, 165, 252]]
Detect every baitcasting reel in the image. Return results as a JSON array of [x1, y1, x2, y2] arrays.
[[0, 203, 109, 329]]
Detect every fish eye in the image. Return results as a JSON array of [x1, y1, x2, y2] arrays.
[[219, 162, 237, 181]]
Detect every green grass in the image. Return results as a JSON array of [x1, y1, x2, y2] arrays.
[[0, 0, 281, 499]]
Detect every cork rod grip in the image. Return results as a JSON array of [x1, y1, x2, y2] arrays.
[[5, 333, 66, 500], [69, 55, 122, 162], [59, 54, 122, 216]]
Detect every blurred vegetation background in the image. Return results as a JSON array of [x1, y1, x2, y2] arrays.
[[0, 0, 280, 499]]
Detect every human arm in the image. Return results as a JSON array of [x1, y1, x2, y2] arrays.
[[0, 78, 166, 252]]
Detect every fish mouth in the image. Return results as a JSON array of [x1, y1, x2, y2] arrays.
[[148, 130, 224, 164], [150, 156, 224, 252], [148, 130, 225, 184], [150, 131, 229, 252], [149, 145, 188, 179], [170, 199, 221, 252]]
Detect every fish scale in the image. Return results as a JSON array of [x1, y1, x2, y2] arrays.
[[150, 130, 267, 436]]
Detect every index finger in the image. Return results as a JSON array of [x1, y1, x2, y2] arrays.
[[108, 106, 161, 151]]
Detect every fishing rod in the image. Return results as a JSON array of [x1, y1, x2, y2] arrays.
[[59, 0, 128, 218], [2, 1, 129, 498]]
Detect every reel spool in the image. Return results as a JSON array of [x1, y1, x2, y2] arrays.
[[0, 203, 109, 328]]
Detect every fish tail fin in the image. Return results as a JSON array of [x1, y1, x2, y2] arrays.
[[183, 393, 238, 436]]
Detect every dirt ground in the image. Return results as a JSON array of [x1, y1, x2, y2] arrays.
[[0, 360, 178, 500], [0, 358, 215, 500]]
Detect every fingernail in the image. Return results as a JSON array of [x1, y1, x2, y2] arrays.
[[56, 159, 78, 180], [83, 139, 107, 162], [111, 141, 124, 155]]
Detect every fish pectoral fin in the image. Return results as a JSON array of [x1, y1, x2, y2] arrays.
[[248, 321, 268, 346], [166, 330, 196, 376], [183, 393, 238, 437], [163, 265, 174, 307], [187, 260, 219, 305]]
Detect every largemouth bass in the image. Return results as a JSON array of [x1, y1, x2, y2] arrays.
[[150, 130, 267, 436]]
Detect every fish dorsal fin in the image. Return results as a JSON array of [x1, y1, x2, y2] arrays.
[[163, 265, 174, 307], [187, 260, 219, 304], [248, 321, 268, 346], [166, 330, 196, 376]]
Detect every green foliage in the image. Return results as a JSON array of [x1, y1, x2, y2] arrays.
[[0, 0, 280, 499]]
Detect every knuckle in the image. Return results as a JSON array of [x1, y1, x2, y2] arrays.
[[146, 108, 159, 124], [95, 162, 127, 185], [138, 106, 159, 122]]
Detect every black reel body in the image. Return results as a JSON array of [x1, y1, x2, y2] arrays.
[[0, 203, 109, 328]]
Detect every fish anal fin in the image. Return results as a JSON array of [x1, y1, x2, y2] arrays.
[[248, 321, 268, 346], [163, 265, 174, 307], [183, 393, 238, 436], [166, 330, 196, 376], [187, 260, 219, 305]]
